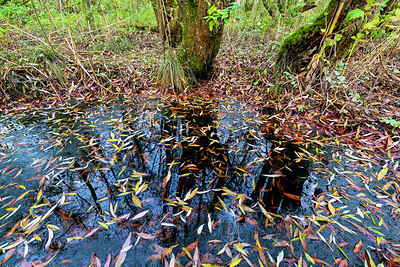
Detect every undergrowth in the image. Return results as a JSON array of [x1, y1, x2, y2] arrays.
[[0, 0, 398, 117]]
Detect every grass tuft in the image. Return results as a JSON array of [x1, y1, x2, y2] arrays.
[[156, 49, 194, 93]]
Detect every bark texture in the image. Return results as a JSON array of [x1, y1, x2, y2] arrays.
[[276, 0, 383, 74], [177, 0, 227, 77], [152, 0, 231, 77], [151, 0, 182, 47]]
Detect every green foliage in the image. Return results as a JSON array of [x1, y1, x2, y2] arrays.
[[324, 62, 348, 91], [0, 1, 30, 23], [382, 118, 400, 128], [346, 8, 365, 21], [205, 2, 241, 31]]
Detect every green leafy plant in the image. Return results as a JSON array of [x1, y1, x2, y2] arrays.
[[205, 2, 240, 31], [382, 118, 400, 128], [346, 8, 366, 21]]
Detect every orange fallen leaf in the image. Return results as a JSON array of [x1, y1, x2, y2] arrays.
[[353, 240, 363, 253]]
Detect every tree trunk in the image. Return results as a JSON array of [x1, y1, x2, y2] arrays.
[[261, 0, 279, 17], [276, 0, 384, 74], [150, 0, 182, 47], [177, 0, 227, 77], [152, 0, 231, 78]]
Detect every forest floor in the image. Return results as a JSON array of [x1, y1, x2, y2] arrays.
[[2, 29, 399, 153]]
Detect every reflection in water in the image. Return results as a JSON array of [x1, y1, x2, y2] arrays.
[[254, 139, 309, 210], [0, 99, 311, 265]]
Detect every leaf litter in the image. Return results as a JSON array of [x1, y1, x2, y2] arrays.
[[0, 95, 399, 266]]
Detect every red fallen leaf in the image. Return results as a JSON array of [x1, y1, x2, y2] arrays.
[[283, 257, 298, 264], [274, 240, 289, 247], [338, 242, 350, 248], [302, 222, 312, 236], [145, 254, 162, 262], [333, 258, 342, 265], [256, 247, 268, 266], [346, 220, 375, 239], [245, 217, 258, 226], [386, 136, 393, 150], [338, 259, 348, 267], [90, 253, 101, 267], [0, 247, 15, 265], [349, 184, 364, 191], [311, 256, 331, 266], [283, 193, 301, 201], [186, 240, 198, 252], [353, 240, 363, 253]]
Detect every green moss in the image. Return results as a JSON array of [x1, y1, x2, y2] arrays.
[[177, 0, 225, 77], [275, 0, 374, 74]]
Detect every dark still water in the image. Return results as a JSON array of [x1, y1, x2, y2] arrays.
[[0, 98, 398, 266]]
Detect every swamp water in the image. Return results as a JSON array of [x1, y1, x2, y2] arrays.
[[0, 98, 398, 266]]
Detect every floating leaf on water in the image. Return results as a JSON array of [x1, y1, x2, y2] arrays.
[[197, 224, 204, 235], [356, 207, 364, 219], [184, 187, 198, 201], [304, 251, 315, 264], [132, 210, 149, 221], [45, 228, 54, 251], [327, 200, 335, 216], [161, 222, 176, 227], [229, 258, 242, 267], [377, 167, 388, 180], [120, 232, 132, 253], [274, 240, 289, 247], [233, 242, 248, 256], [131, 194, 142, 208], [118, 166, 126, 177], [208, 213, 213, 234], [1, 205, 20, 221], [353, 240, 363, 253], [47, 224, 60, 231], [34, 234, 42, 242], [163, 244, 178, 255], [136, 232, 157, 240], [97, 222, 109, 229], [283, 193, 301, 201], [163, 167, 172, 188], [114, 252, 126, 267], [0, 247, 15, 265], [276, 250, 284, 266]]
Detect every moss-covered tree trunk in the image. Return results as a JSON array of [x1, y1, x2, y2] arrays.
[[276, 0, 384, 74], [150, 0, 182, 47], [177, 0, 228, 77], [151, 0, 231, 78]]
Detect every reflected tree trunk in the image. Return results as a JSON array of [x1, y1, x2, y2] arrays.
[[252, 139, 309, 211]]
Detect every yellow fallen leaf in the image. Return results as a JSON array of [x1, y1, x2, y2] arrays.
[[327, 200, 335, 216], [377, 167, 388, 180]]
